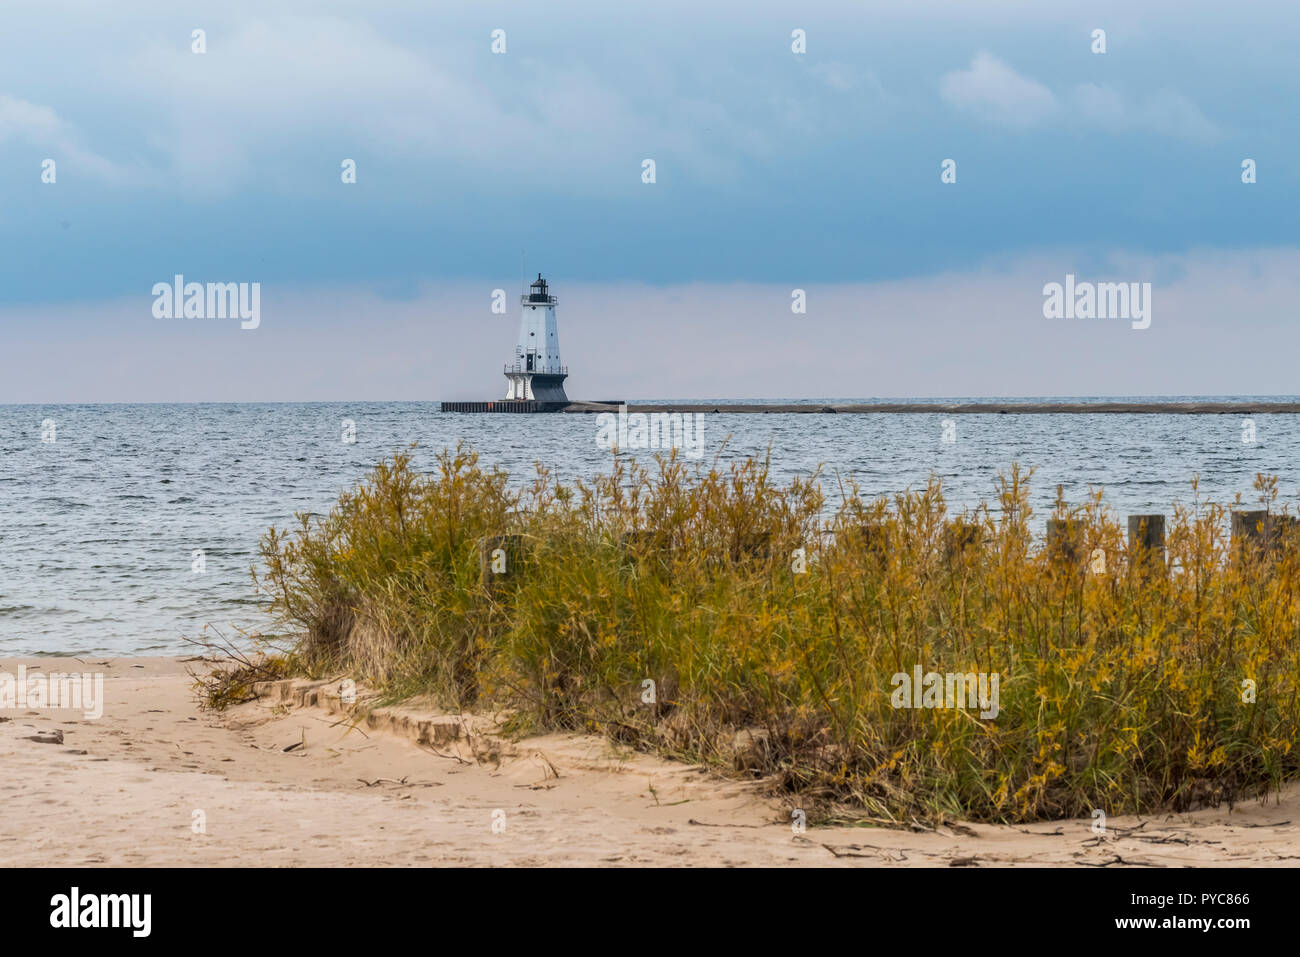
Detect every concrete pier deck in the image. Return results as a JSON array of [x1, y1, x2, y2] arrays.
[[557, 401, 1300, 415]]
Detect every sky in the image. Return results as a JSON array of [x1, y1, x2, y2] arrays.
[[0, 0, 1296, 402]]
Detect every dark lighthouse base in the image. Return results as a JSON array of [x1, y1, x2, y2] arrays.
[[514, 371, 569, 404], [440, 400, 569, 413]]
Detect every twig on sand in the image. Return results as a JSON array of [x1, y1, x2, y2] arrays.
[[327, 715, 369, 737], [356, 775, 440, 788], [419, 744, 468, 765], [1079, 854, 1151, 867], [1108, 820, 1149, 835], [688, 818, 761, 829], [818, 842, 907, 861], [824, 814, 952, 833]]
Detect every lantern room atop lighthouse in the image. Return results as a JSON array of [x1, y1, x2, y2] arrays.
[[526, 274, 556, 304]]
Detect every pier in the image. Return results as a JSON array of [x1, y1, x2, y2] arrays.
[[552, 401, 1300, 415], [438, 270, 1299, 416], [443, 399, 1300, 414]]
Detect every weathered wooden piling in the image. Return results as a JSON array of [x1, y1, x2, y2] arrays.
[[1231, 510, 1268, 551], [1045, 518, 1081, 564], [731, 531, 772, 563], [944, 520, 982, 561], [1277, 515, 1300, 549], [618, 529, 657, 551], [853, 523, 889, 559], [1127, 514, 1166, 570], [1232, 511, 1275, 560], [479, 534, 525, 587], [1232, 511, 1299, 559]]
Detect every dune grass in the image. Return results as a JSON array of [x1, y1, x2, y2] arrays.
[[243, 444, 1300, 824]]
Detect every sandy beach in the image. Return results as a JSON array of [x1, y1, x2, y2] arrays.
[[2, 656, 1298, 868]]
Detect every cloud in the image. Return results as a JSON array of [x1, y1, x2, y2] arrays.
[[0, 94, 121, 181], [940, 52, 1220, 142], [1074, 83, 1220, 142], [107, 15, 759, 195], [808, 61, 887, 97], [939, 52, 1059, 127]]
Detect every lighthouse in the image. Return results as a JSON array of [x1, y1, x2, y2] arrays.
[[504, 273, 569, 405]]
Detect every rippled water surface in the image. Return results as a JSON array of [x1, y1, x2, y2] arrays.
[[3, 398, 1297, 655]]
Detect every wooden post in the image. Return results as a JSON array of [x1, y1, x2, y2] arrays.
[[1233, 511, 1298, 559], [1273, 515, 1300, 552], [855, 523, 888, 560], [1045, 485, 1082, 564], [944, 520, 981, 561], [1127, 514, 1166, 570], [1231, 510, 1268, 560], [1045, 518, 1079, 564], [479, 534, 525, 587], [731, 530, 772, 563]]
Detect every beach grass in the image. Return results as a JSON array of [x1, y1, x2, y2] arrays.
[[235, 444, 1300, 824]]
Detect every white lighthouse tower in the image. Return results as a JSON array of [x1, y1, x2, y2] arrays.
[[504, 273, 569, 406]]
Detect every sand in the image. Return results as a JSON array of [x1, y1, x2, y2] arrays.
[[3, 656, 1299, 867]]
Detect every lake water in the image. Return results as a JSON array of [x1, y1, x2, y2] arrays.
[[3, 398, 1297, 655]]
